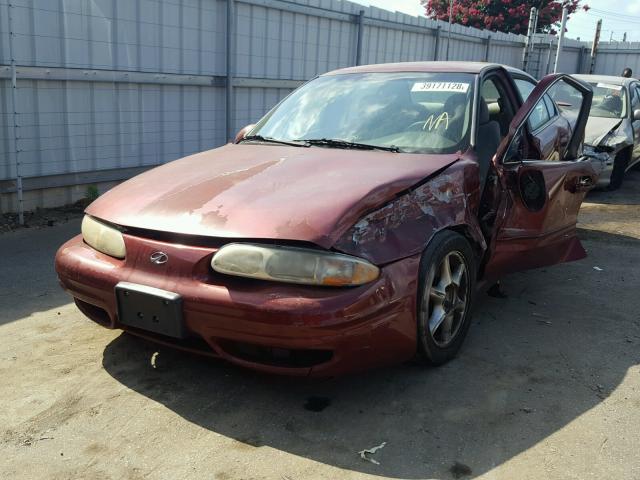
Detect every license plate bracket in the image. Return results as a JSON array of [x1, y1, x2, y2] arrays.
[[115, 282, 185, 338]]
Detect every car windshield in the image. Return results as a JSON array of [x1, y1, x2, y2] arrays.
[[588, 82, 627, 119], [250, 72, 475, 154]]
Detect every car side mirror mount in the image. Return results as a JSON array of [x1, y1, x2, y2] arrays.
[[504, 128, 524, 164], [234, 124, 256, 144], [633, 109, 640, 121]]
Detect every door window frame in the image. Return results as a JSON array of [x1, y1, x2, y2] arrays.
[[498, 74, 592, 166], [630, 83, 640, 116], [474, 68, 520, 147]]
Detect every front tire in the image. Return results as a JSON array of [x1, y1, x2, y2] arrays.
[[608, 150, 629, 191], [417, 230, 477, 365]]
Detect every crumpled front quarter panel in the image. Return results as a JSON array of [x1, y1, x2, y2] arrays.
[[334, 158, 486, 265]]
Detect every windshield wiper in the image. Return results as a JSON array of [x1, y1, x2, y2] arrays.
[[239, 135, 309, 147], [299, 138, 402, 153]]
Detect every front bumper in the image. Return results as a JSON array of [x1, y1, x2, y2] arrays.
[[55, 234, 420, 376], [594, 154, 614, 188], [583, 146, 614, 188]]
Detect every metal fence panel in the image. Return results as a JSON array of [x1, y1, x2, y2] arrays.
[[593, 42, 640, 76], [234, 3, 355, 80], [6, 0, 227, 75], [13, 79, 226, 179], [0, 79, 14, 180], [234, 86, 291, 131], [0, 2, 9, 64]]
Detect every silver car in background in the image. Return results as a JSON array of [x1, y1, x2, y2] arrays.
[[572, 75, 640, 189]]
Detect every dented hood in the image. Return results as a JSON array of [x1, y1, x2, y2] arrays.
[[87, 144, 458, 248], [584, 116, 623, 146]]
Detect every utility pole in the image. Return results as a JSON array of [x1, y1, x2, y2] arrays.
[[522, 7, 538, 73], [544, 38, 553, 76], [553, 5, 568, 73], [355, 10, 364, 65], [8, 1, 23, 225], [589, 19, 602, 74], [445, 0, 453, 60], [225, 0, 235, 141]]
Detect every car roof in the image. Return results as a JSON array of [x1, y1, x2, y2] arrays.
[[573, 74, 635, 87], [504, 65, 535, 79], [323, 61, 506, 76]]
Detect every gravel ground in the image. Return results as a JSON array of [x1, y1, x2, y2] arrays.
[[1, 172, 639, 480]]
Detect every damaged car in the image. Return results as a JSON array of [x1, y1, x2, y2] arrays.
[[572, 75, 640, 189], [55, 62, 595, 376]]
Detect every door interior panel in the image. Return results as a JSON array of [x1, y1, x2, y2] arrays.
[[497, 162, 589, 239]]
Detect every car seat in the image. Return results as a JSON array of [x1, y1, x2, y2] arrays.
[[442, 94, 468, 142], [601, 94, 623, 116], [476, 97, 502, 188]]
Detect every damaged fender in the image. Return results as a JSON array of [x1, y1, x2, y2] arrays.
[[584, 118, 634, 187], [334, 158, 486, 266]]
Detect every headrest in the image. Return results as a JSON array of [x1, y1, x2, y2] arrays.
[[443, 94, 468, 118], [602, 94, 623, 114], [479, 97, 490, 124]]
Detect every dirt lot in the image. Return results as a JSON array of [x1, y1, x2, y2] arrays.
[[1, 172, 639, 480]]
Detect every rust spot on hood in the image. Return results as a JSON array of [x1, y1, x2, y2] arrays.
[[86, 143, 459, 247]]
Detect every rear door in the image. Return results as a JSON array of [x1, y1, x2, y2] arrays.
[[630, 83, 640, 162], [484, 74, 595, 280]]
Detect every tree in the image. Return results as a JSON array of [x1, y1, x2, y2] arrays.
[[422, 0, 590, 35]]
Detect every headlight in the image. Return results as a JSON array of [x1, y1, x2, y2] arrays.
[[211, 243, 379, 287], [81, 215, 126, 259]]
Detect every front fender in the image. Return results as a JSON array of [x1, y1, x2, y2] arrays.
[[333, 158, 486, 265]]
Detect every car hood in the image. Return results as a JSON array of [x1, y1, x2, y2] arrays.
[[87, 144, 459, 248], [584, 116, 623, 146]]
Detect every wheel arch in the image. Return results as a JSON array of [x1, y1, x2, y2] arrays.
[[446, 225, 485, 263], [620, 144, 634, 167]]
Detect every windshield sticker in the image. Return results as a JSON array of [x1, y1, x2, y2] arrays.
[[596, 82, 622, 91], [422, 112, 450, 131], [411, 82, 470, 93]]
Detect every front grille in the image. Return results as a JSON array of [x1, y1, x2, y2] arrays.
[[218, 339, 333, 368], [122, 325, 220, 357]]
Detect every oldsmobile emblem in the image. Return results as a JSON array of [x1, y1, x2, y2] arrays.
[[149, 251, 169, 265]]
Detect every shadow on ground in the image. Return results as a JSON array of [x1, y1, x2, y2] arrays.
[[0, 219, 80, 325], [584, 170, 640, 205], [101, 228, 640, 479]]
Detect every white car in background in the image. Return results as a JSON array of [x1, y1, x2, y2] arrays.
[[570, 75, 640, 190]]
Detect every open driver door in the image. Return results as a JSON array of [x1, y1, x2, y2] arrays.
[[484, 74, 595, 281]]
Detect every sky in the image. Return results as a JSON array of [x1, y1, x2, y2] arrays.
[[349, 0, 640, 42]]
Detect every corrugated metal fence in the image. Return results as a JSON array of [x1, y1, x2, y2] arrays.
[[0, 0, 637, 215]]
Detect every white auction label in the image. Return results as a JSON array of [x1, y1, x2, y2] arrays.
[[411, 81, 470, 93]]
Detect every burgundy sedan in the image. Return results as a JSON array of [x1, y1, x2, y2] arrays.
[[55, 62, 595, 376]]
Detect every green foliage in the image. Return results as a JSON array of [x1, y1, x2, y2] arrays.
[[86, 185, 100, 202], [423, 0, 589, 35]]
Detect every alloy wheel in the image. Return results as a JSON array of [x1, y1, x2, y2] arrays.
[[421, 251, 469, 348]]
